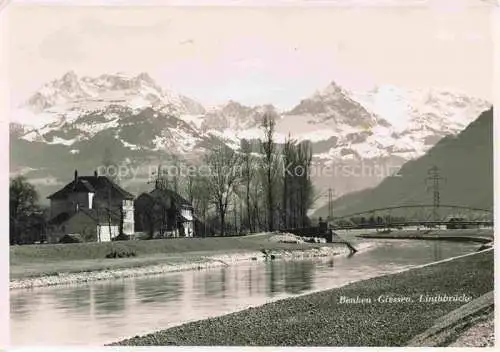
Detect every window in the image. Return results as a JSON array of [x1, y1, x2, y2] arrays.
[[124, 211, 134, 222], [123, 200, 133, 207]]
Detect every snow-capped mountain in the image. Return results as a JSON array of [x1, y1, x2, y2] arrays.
[[201, 101, 278, 132], [15, 71, 206, 129], [348, 85, 492, 160], [286, 80, 390, 128], [352, 84, 491, 134], [10, 71, 492, 202], [275, 81, 398, 160], [21, 105, 208, 154], [272, 81, 491, 161], [13, 72, 218, 155], [24, 71, 205, 115], [197, 102, 280, 144]]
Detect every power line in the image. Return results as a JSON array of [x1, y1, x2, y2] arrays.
[[425, 165, 446, 222], [328, 188, 334, 220], [425, 165, 446, 261]]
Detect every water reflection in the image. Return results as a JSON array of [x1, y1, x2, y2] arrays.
[[10, 290, 41, 319], [10, 239, 478, 346], [53, 286, 91, 315], [93, 283, 126, 316], [433, 242, 443, 262], [221, 269, 227, 298], [246, 267, 261, 297], [134, 275, 182, 304], [266, 260, 315, 295], [268, 262, 278, 296], [284, 261, 314, 294], [203, 269, 226, 298]]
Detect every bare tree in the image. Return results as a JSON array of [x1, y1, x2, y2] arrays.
[[170, 155, 180, 194], [107, 187, 113, 240], [190, 171, 211, 237], [260, 112, 278, 231], [249, 176, 264, 231], [282, 134, 296, 228], [185, 171, 195, 204], [240, 139, 256, 232], [103, 147, 119, 184], [297, 141, 314, 227], [204, 141, 242, 236], [102, 147, 120, 239]]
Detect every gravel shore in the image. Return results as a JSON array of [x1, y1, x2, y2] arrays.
[[111, 250, 493, 347], [450, 314, 494, 347], [407, 290, 494, 347], [10, 245, 347, 290]]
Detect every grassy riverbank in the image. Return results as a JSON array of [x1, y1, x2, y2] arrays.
[[112, 249, 493, 347], [10, 233, 347, 282]]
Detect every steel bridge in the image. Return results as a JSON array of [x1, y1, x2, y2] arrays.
[[327, 204, 493, 230]]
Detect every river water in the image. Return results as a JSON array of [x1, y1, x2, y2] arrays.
[[10, 238, 479, 346]]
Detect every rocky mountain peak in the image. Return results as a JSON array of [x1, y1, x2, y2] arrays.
[[221, 100, 251, 115], [61, 70, 79, 84], [320, 80, 347, 97], [11, 72, 493, 208], [136, 72, 154, 83], [351, 84, 492, 133], [286, 80, 383, 130], [21, 71, 206, 117]]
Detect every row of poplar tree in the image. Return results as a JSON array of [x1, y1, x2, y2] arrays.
[[156, 113, 316, 236]]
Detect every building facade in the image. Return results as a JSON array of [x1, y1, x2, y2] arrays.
[[134, 187, 195, 238], [47, 170, 135, 243]]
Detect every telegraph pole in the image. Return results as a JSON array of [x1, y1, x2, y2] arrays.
[[328, 188, 334, 221], [426, 165, 445, 261], [426, 166, 445, 223]]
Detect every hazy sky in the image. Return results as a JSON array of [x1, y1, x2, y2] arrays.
[[4, 0, 494, 109]]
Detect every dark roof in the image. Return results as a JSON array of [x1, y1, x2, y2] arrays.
[[148, 188, 193, 208], [48, 212, 72, 225], [72, 179, 95, 193], [48, 175, 134, 200], [81, 208, 122, 224], [48, 208, 122, 226]]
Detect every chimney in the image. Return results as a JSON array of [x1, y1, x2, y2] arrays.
[[73, 170, 78, 190], [94, 170, 98, 177]]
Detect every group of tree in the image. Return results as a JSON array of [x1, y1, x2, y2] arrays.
[[158, 112, 316, 236], [11, 111, 318, 243], [10, 176, 47, 245]]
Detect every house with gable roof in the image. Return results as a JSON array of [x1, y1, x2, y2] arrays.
[[134, 181, 195, 238], [46, 170, 135, 243]]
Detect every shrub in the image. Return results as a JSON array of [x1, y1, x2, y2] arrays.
[[105, 248, 137, 259], [112, 233, 130, 241], [59, 234, 83, 244]]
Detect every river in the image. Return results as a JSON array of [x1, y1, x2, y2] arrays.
[[10, 238, 479, 346]]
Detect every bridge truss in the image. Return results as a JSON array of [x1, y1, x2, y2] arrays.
[[328, 204, 493, 230]]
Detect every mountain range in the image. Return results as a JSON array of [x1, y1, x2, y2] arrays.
[[313, 107, 494, 218], [9, 71, 492, 205]]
